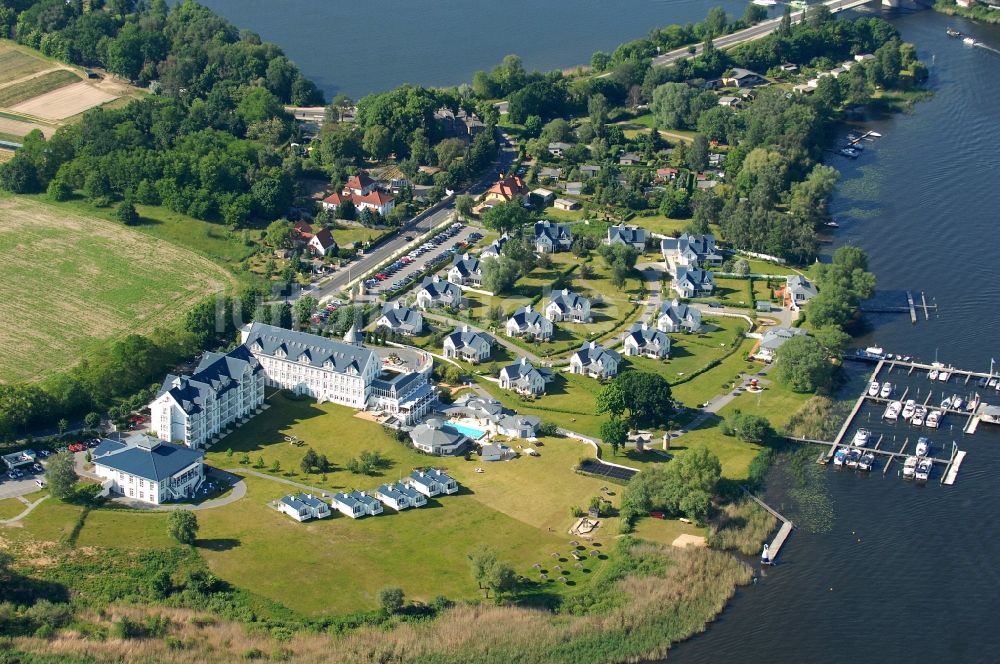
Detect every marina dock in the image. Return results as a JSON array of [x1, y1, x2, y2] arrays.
[[745, 491, 794, 564]]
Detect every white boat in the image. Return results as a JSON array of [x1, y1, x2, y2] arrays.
[[915, 437, 931, 457], [938, 370, 951, 382], [761, 543, 771, 565], [868, 381, 880, 397], [840, 147, 860, 159], [901, 400, 916, 420], [915, 458, 932, 482], [833, 447, 849, 467], [846, 448, 861, 468], [911, 408, 925, 427], [941, 396, 953, 409], [963, 37, 978, 46], [858, 452, 875, 472], [825, 221, 840, 228], [880, 382, 893, 399], [752, 0, 778, 5], [928, 369, 939, 380], [926, 410, 942, 428], [952, 396, 964, 410], [853, 428, 871, 447], [902, 455, 918, 479], [868, 131, 882, 138], [884, 400, 902, 420]]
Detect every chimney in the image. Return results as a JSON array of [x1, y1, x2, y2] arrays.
[[562, 288, 569, 296], [463, 324, 470, 333]]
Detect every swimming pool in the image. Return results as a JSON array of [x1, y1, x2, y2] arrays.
[[445, 422, 487, 440]]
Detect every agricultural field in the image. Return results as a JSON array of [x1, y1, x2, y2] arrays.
[[0, 69, 81, 108], [0, 43, 52, 84], [10, 80, 118, 120], [0, 114, 55, 140], [0, 195, 237, 383]]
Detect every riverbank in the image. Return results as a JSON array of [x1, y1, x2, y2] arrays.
[[934, 0, 1000, 25]]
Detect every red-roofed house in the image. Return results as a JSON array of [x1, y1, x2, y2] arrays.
[[294, 221, 315, 240], [656, 168, 678, 182], [321, 170, 395, 217], [483, 174, 528, 207], [308, 228, 338, 256]]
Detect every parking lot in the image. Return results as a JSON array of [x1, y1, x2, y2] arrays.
[[360, 221, 484, 297]]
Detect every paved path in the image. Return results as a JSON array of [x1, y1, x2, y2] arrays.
[[0, 494, 50, 525], [223, 468, 332, 496]]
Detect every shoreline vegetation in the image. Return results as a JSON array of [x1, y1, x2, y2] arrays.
[[934, 0, 1000, 25], [0, 1, 929, 662]]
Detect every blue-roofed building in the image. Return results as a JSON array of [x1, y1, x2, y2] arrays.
[[375, 483, 414, 511], [92, 435, 204, 505], [332, 490, 383, 518], [605, 224, 647, 250], [396, 483, 427, 508], [278, 493, 331, 521]]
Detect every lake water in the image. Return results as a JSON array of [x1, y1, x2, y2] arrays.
[[193, 1, 1000, 660], [193, 0, 758, 97], [669, 8, 1000, 663]]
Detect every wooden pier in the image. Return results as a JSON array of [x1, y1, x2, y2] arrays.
[[906, 291, 917, 324], [745, 490, 794, 563], [943, 451, 966, 485]]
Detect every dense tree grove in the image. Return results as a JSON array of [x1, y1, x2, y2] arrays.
[[621, 446, 722, 527]]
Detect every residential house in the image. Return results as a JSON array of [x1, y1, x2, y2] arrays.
[[479, 233, 508, 261], [92, 435, 204, 505], [496, 413, 542, 438], [854, 53, 875, 63], [415, 275, 462, 309], [622, 322, 671, 359], [569, 342, 621, 380], [783, 275, 818, 311], [563, 181, 583, 195], [499, 358, 548, 396], [619, 152, 642, 166], [375, 302, 424, 336], [657, 298, 703, 333], [579, 164, 600, 178], [447, 253, 483, 287], [533, 220, 572, 253], [241, 322, 380, 410], [148, 345, 265, 449], [480, 443, 515, 462], [443, 325, 492, 363], [530, 188, 555, 207], [397, 483, 427, 507], [405, 468, 458, 497], [321, 171, 395, 217], [375, 483, 413, 511], [278, 493, 331, 522], [425, 468, 458, 494], [779, 63, 799, 73], [307, 228, 338, 257], [754, 327, 808, 362], [539, 167, 562, 180], [660, 233, 724, 268], [553, 198, 580, 211], [441, 396, 541, 439], [409, 418, 468, 455], [672, 266, 716, 299], [547, 141, 572, 157], [723, 68, 767, 88], [605, 223, 646, 250], [332, 490, 383, 518], [718, 96, 740, 107], [656, 167, 679, 182], [506, 304, 554, 340], [483, 174, 528, 206], [545, 289, 591, 323]]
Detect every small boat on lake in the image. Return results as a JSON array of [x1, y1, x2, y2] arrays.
[[929, 368, 939, 380], [902, 400, 917, 420], [938, 370, 951, 382], [761, 543, 771, 565], [858, 452, 875, 472], [915, 458, 932, 482], [916, 437, 931, 457], [868, 381, 880, 397], [880, 382, 893, 399], [833, 447, 849, 467], [926, 410, 942, 428], [953, 396, 964, 410], [947, 27, 961, 37], [752, 0, 778, 5], [840, 147, 860, 159], [941, 396, 953, 409], [912, 407, 926, 427], [825, 221, 840, 228], [963, 37, 978, 46], [902, 455, 918, 479], [846, 448, 862, 468], [853, 428, 871, 447], [884, 400, 902, 421]]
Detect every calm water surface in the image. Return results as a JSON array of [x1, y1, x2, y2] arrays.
[[195, 0, 757, 97], [669, 8, 1000, 663]]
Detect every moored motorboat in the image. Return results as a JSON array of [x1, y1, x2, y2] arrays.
[[858, 452, 875, 472], [938, 370, 951, 382], [901, 399, 916, 420], [840, 147, 860, 158], [926, 410, 942, 428], [846, 448, 862, 468], [853, 428, 871, 447], [947, 27, 961, 37], [941, 396, 953, 409], [929, 369, 939, 380], [915, 458, 932, 482], [912, 407, 926, 427], [884, 400, 902, 420], [825, 221, 840, 228], [953, 396, 964, 410], [902, 455, 918, 479], [915, 436, 931, 457], [868, 381, 880, 397], [761, 543, 771, 565], [833, 447, 849, 467], [880, 382, 893, 399]]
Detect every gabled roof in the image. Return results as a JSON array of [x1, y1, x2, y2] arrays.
[[786, 275, 818, 298], [377, 483, 407, 501], [445, 326, 491, 352], [481, 233, 508, 257], [608, 224, 646, 245], [508, 305, 548, 329], [357, 190, 394, 206], [548, 289, 589, 313], [661, 233, 721, 262], [379, 302, 421, 330], [242, 322, 376, 375], [93, 437, 203, 482], [759, 327, 808, 350], [311, 228, 337, 251], [572, 342, 620, 369], [625, 322, 670, 350], [487, 175, 527, 200], [449, 253, 481, 277], [659, 298, 702, 326], [156, 346, 262, 416], [501, 358, 544, 382], [425, 468, 455, 486], [676, 266, 714, 289], [418, 276, 461, 300], [345, 172, 375, 191], [534, 220, 571, 243]]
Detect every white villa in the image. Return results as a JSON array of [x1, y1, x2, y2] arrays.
[[784, 275, 819, 311], [661, 233, 724, 269], [278, 493, 331, 522], [375, 302, 424, 336], [376, 483, 424, 511], [92, 435, 204, 506], [506, 305, 554, 341], [405, 468, 458, 497], [332, 490, 384, 518], [499, 358, 548, 396], [545, 289, 591, 323], [415, 275, 462, 309], [534, 220, 572, 253], [441, 396, 541, 439], [622, 322, 671, 359], [443, 325, 492, 363], [672, 266, 715, 299], [148, 345, 265, 449], [569, 342, 621, 380], [321, 172, 396, 217], [447, 253, 483, 287], [754, 327, 808, 362], [480, 233, 508, 260], [605, 224, 647, 250], [409, 418, 468, 456], [658, 299, 703, 333]]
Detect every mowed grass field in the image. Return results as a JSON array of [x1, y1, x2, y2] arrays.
[[0, 196, 237, 383], [0, 69, 80, 108], [0, 44, 52, 84]]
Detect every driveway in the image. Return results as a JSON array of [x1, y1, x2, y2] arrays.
[[364, 223, 485, 299], [0, 472, 45, 500]]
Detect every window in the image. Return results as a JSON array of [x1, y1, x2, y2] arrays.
[[139, 479, 144, 488], [139, 492, 144, 500], [129, 488, 134, 497]]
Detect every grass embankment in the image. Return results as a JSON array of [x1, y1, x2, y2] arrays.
[[0, 497, 27, 520], [935, 0, 1000, 23], [0, 69, 79, 108], [0, 195, 238, 383]]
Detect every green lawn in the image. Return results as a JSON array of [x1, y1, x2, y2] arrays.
[[712, 278, 754, 308], [632, 516, 707, 546], [329, 225, 390, 248], [668, 339, 758, 408], [737, 258, 802, 277], [630, 214, 693, 237], [0, 497, 26, 520], [0, 195, 238, 383], [0, 69, 79, 107], [0, 44, 52, 85]]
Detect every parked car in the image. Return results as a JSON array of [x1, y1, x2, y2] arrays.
[[35, 479, 45, 488], [31, 463, 44, 473]]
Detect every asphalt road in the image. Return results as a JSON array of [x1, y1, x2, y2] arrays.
[[650, 0, 874, 68], [310, 133, 517, 302]]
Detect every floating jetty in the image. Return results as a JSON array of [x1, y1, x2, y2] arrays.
[[943, 450, 966, 486], [745, 490, 794, 564]]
